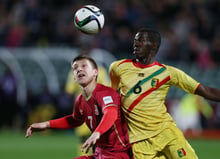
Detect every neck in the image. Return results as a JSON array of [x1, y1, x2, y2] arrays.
[[136, 57, 154, 65], [136, 51, 156, 64], [81, 81, 97, 98]]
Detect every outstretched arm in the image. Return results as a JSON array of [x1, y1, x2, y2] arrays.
[[195, 84, 220, 102], [26, 121, 50, 138], [26, 115, 83, 138]]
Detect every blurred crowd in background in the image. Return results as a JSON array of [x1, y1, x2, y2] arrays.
[[1, 0, 220, 64], [1, 0, 220, 137]]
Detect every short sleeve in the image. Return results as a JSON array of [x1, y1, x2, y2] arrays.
[[96, 88, 120, 112], [167, 65, 200, 94]]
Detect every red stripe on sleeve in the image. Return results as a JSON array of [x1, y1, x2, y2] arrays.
[[194, 83, 201, 94]]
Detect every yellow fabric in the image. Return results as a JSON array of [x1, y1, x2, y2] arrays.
[[132, 123, 198, 159], [110, 60, 200, 143], [75, 122, 91, 137]]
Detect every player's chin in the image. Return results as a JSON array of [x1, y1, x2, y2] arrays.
[[76, 79, 86, 85], [79, 81, 88, 87], [133, 51, 142, 59]]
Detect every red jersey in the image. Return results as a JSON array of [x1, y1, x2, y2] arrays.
[[73, 84, 130, 152]]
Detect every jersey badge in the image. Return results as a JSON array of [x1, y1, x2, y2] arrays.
[[177, 148, 186, 158], [79, 109, 83, 115], [137, 73, 144, 77], [94, 104, 99, 115], [151, 78, 159, 88], [103, 96, 113, 105]]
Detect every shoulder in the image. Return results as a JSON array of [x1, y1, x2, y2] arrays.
[[94, 84, 120, 102], [163, 64, 185, 74], [93, 84, 120, 107], [95, 84, 118, 95], [75, 94, 84, 105], [110, 59, 134, 76], [110, 59, 133, 68]]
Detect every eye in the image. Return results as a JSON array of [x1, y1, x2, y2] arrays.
[[72, 65, 78, 71], [134, 37, 142, 42]]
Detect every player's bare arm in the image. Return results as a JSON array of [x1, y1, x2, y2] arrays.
[[195, 84, 220, 102], [25, 121, 50, 138]]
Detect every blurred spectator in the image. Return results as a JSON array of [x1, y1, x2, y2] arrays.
[[210, 28, 220, 64], [0, 0, 219, 62], [170, 93, 213, 135], [28, 87, 56, 127], [55, 85, 74, 118]]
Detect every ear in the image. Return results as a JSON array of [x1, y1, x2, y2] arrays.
[[152, 42, 158, 50], [94, 69, 98, 77], [152, 42, 158, 55]]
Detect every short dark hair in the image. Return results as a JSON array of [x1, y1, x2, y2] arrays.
[[138, 28, 161, 51], [72, 54, 98, 70]]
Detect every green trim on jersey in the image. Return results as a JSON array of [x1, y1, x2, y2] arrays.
[[123, 67, 166, 102]]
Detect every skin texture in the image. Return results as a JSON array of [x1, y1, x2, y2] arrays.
[[133, 32, 158, 64]]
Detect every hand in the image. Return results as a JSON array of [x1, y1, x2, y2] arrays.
[[25, 121, 50, 138], [81, 131, 100, 153]]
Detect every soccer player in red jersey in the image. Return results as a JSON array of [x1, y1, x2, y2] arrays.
[[26, 55, 132, 159]]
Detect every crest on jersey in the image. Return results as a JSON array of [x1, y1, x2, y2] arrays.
[[137, 73, 144, 77], [103, 96, 113, 104], [94, 104, 99, 115], [151, 78, 159, 88], [177, 148, 186, 158], [79, 109, 83, 115]]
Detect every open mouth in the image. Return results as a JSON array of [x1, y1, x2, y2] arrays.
[[78, 73, 85, 78]]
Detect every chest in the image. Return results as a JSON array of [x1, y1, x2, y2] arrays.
[[118, 66, 170, 94], [80, 97, 103, 131]]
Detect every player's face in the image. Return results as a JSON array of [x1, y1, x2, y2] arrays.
[[72, 59, 98, 87], [133, 32, 156, 60]]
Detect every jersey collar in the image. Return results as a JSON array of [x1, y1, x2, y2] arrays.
[[132, 59, 159, 68]]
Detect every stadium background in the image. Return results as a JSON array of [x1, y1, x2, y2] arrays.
[[0, 0, 220, 158]]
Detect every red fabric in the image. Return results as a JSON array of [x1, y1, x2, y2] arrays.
[[49, 115, 83, 129], [72, 84, 131, 151], [94, 106, 118, 135], [93, 146, 133, 159], [73, 147, 133, 159]]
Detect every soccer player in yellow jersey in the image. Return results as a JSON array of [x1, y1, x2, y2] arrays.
[[109, 28, 220, 159]]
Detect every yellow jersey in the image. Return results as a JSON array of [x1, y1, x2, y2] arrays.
[[109, 59, 200, 143]]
